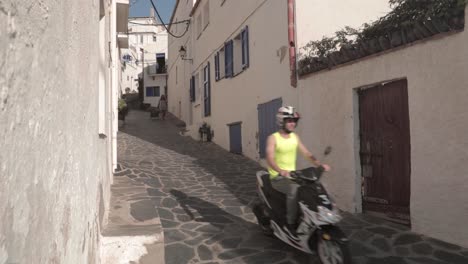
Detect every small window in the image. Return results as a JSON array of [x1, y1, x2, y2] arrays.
[[140, 35, 144, 44], [203, 63, 211, 116], [153, 34, 157, 42], [146, 86, 160, 97]]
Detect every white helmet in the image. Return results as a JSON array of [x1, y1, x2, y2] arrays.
[[276, 106, 300, 127]]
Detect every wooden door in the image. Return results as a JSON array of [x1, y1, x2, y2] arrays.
[[359, 79, 411, 224]]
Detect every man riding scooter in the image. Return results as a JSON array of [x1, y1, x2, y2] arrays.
[[266, 106, 331, 237]]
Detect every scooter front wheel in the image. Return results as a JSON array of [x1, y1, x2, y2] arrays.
[[316, 236, 351, 264]]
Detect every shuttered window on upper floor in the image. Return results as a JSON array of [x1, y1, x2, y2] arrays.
[[215, 26, 249, 80]]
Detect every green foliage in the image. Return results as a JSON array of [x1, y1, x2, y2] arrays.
[[118, 98, 127, 111], [298, 0, 466, 67], [359, 0, 466, 41]]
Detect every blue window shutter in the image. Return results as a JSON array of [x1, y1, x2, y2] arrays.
[[224, 42, 229, 78], [215, 52, 219, 81], [242, 29, 246, 67], [146, 87, 153, 97], [192, 76, 196, 102], [189, 76, 194, 102], [189, 77, 192, 102], [245, 26, 249, 68], [229, 40, 234, 77], [207, 62, 211, 116], [241, 26, 249, 69]]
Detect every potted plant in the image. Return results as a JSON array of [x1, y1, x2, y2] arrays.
[[118, 98, 128, 121]]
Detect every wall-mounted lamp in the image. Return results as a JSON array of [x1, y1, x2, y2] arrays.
[[179, 46, 193, 63]]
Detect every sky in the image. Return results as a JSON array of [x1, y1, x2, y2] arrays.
[[129, 0, 176, 23]]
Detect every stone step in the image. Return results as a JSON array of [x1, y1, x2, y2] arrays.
[[101, 175, 164, 264]]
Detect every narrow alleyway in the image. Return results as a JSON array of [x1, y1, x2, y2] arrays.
[[108, 110, 468, 264]]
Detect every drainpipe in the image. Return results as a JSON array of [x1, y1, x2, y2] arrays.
[[288, 0, 297, 88]]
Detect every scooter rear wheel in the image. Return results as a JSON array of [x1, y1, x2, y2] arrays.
[[316, 237, 351, 264]]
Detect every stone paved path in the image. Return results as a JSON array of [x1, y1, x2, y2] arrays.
[[115, 110, 468, 264]]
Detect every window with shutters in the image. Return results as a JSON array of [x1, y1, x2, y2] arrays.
[[233, 26, 249, 75], [146, 86, 160, 97], [214, 47, 226, 81], [218, 26, 249, 80]]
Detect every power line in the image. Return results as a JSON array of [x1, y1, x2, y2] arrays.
[[148, 0, 190, 39], [128, 19, 190, 26]]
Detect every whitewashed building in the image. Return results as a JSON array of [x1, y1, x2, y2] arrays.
[[122, 14, 168, 107], [0, 0, 129, 262], [168, 0, 468, 248], [295, 0, 468, 248]]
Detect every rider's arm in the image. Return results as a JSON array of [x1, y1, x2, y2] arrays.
[[297, 137, 321, 167], [266, 135, 289, 177]]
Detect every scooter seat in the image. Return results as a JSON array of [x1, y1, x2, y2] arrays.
[[259, 173, 287, 201]]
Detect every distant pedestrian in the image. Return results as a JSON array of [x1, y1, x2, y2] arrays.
[[158, 94, 168, 120]]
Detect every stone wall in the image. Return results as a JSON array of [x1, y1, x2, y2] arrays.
[[0, 0, 112, 263]]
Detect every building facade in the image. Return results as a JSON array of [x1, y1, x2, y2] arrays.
[[295, 1, 468, 248], [122, 15, 168, 107], [168, 0, 297, 161], [168, 0, 468, 248], [0, 0, 128, 262]]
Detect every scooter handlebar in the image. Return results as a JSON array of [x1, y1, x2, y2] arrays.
[[290, 166, 325, 182]]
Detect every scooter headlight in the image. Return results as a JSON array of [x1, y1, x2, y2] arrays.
[[317, 206, 342, 224]]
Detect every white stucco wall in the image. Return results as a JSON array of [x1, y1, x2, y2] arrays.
[[124, 18, 168, 101], [296, 10, 468, 247], [167, 0, 195, 121], [144, 75, 167, 107], [0, 0, 119, 262], [169, 0, 298, 161], [295, 0, 391, 49]]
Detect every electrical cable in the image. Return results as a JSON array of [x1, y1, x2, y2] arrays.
[[128, 19, 190, 26], [148, 0, 190, 38]]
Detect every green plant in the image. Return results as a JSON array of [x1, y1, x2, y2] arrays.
[[118, 98, 127, 111], [298, 0, 466, 74]]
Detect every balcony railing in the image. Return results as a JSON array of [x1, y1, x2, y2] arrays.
[[147, 65, 167, 75]]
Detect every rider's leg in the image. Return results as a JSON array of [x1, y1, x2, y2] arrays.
[[286, 182, 300, 226], [271, 177, 300, 233]]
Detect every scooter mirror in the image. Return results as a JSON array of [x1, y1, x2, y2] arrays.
[[324, 146, 332, 156]]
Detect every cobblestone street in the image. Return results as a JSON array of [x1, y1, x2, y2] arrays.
[[112, 110, 468, 264]]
